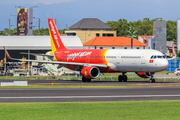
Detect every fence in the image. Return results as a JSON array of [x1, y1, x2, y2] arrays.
[[166, 58, 180, 72], [0, 73, 180, 82]]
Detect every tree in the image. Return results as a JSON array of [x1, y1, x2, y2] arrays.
[[166, 20, 177, 42], [127, 26, 137, 49], [0, 28, 17, 36], [106, 18, 177, 43], [33, 28, 49, 35]]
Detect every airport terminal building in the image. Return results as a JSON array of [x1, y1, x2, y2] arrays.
[[0, 36, 83, 61]]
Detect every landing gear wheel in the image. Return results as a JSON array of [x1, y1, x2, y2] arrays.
[[82, 77, 91, 82], [86, 79, 91, 82], [118, 74, 128, 82], [150, 79, 155, 83], [123, 75, 127, 82], [82, 77, 87, 82], [118, 75, 123, 82], [149, 72, 155, 83]]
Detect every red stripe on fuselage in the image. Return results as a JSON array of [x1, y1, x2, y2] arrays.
[[54, 49, 119, 73], [54, 49, 108, 64], [54, 49, 107, 64]]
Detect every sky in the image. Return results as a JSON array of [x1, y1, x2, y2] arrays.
[[1, 0, 180, 30]]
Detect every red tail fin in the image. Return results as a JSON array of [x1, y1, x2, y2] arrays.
[[167, 45, 176, 60], [48, 18, 67, 51]]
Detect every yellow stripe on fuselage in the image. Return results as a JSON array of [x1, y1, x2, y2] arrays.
[[103, 49, 109, 65]]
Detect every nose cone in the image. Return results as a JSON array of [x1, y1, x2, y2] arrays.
[[159, 59, 169, 70]]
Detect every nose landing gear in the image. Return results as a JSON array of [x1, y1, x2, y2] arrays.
[[149, 73, 155, 83]]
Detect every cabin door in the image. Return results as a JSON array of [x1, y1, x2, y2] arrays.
[[141, 52, 148, 64], [116, 53, 121, 64]]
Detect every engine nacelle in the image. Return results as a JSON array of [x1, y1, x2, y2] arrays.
[[136, 72, 154, 78], [81, 66, 100, 79]]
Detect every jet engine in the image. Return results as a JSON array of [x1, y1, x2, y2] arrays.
[[81, 66, 100, 79], [136, 72, 154, 78]]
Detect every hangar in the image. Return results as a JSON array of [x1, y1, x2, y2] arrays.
[[0, 36, 83, 61]]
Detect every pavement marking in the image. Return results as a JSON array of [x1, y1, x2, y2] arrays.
[[0, 95, 180, 99]]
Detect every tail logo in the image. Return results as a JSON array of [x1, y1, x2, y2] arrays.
[[49, 20, 60, 48]]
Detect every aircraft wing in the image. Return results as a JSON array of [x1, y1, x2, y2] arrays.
[[3, 46, 107, 68], [20, 52, 54, 57]]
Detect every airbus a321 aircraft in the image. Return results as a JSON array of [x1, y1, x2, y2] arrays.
[[3, 18, 176, 83]]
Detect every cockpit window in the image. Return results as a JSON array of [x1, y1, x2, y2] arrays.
[[157, 56, 162, 58], [150, 55, 165, 59], [150, 56, 154, 59]]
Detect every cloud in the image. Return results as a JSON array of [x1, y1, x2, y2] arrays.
[[0, 0, 76, 5]]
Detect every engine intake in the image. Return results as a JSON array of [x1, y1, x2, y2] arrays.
[[81, 66, 100, 79]]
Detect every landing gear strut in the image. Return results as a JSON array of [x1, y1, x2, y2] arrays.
[[149, 73, 155, 83], [118, 72, 127, 82], [82, 76, 91, 82]]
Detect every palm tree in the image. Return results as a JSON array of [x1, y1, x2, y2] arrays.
[[127, 26, 137, 49]]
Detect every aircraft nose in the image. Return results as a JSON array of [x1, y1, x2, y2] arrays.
[[160, 59, 169, 70]]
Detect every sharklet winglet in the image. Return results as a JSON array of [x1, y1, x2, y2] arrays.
[[3, 46, 10, 58]]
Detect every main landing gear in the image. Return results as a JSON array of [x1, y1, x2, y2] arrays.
[[149, 73, 155, 83], [118, 72, 127, 82], [82, 76, 91, 82]]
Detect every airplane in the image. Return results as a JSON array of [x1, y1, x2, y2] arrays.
[[3, 18, 176, 83]]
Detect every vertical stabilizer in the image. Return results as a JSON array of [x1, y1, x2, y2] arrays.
[[48, 18, 67, 54], [167, 45, 176, 60]]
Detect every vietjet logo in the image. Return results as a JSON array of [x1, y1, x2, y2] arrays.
[[49, 20, 60, 48], [84, 70, 87, 75], [67, 51, 92, 61], [149, 59, 154, 63]]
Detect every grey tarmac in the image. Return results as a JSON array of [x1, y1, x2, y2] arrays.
[[0, 87, 180, 102]]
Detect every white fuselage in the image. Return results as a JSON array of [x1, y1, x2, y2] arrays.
[[105, 49, 168, 72]]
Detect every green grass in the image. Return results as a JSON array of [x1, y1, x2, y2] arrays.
[[0, 101, 180, 120], [2, 75, 179, 82], [0, 85, 132, 89], [0, 76, 58, 80], [0, 71, 177, 82]]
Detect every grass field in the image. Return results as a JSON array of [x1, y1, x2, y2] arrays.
[[0, 101, 180, 120], [0, 85, 132, 89], [0, 72, 179, 82]]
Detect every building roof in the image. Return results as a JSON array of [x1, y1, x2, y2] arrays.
[[69, 18, 111, 30], [140, 36, 154, 40], [83, 37, 147, 47], [0, 36, 83, 50]]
